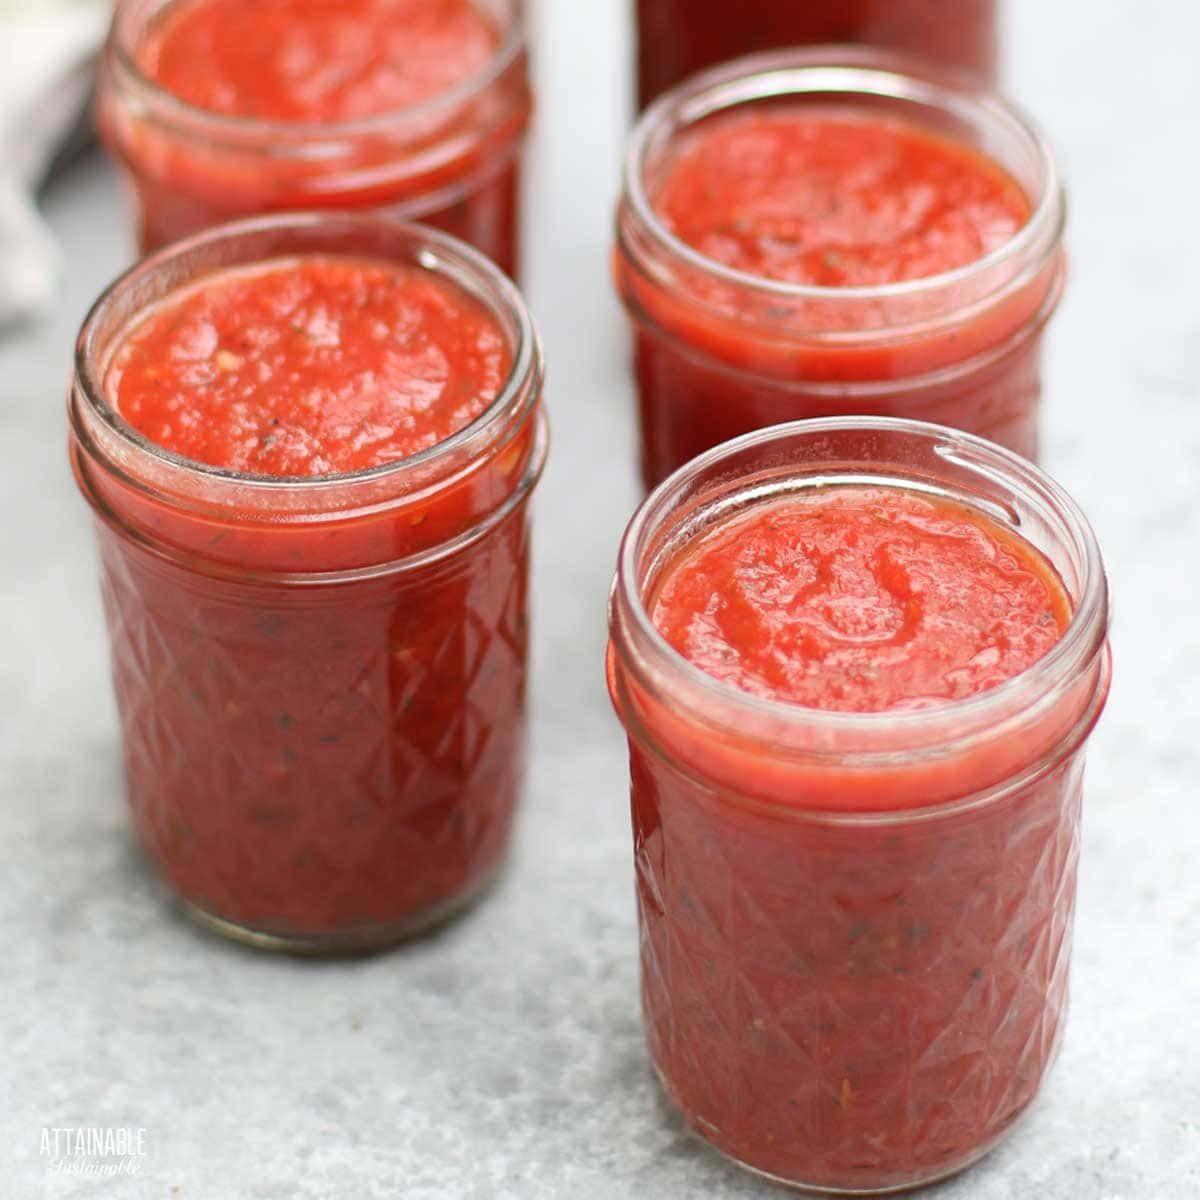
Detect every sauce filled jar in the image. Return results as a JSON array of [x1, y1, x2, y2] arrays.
[[97, 0, 531, 275], [615, 49, 1066, 490], [70, 213, 548, 952], [636, 0, 998, 108], [607, 418, 1110, 1193]]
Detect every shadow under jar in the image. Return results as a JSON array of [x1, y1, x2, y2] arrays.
[[615, 48, 1066, 491], [69, 214, 547, 952], [607, 419, 1111, 1193], [97, 0, 531, 276], [635, 0, 998, 109]]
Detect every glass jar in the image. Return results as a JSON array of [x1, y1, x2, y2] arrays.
[[607, 418, 1111, 1193], [636, 0, 999, 108], [97, 0, 531, 275], [615, 48, 1066, 489], [69, 214, 548, 952]]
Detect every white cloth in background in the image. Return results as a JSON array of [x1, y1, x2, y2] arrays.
[[0, 0, 110, 327]]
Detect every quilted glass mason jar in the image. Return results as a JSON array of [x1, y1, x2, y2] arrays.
[[69, 214, 547, 952], [607, 419, 1111, 1193], [615, 48, 1066, 489], [97, 0, 531, 275]]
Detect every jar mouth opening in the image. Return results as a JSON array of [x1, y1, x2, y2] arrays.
[[73, 212, 540, 496], [614, 416, 1109, 739], [623, 45, 1064, 307], [107, 0, 526, 143]]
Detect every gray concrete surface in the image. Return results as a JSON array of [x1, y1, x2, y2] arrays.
[[1, 1, 1196, 1196]]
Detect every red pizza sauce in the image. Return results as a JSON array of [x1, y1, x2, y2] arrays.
[[98, 0, 530, 271], [651, 487, 1067, 714], [653, 113, 1029, 290], [72, 233, 545, 949], [636, 0, 998, 108], [138, 0, 499, 123], [108, 257, 509, 476], [616, 62, 1066, 488]]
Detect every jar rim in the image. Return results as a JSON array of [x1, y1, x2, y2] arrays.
[[613, 416, 1110, 741], [105, 0, 526, 144], [622, 45, 1065, 307], [73, 211, 541, 498]]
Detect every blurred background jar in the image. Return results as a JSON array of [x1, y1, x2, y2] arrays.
[[635, 0, 998, 109], [97, 0, 531, 275]]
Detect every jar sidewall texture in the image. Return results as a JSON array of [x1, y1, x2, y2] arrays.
[[92, 466, 537, 945], [629, 721, 1089, 1190], [626, 254, 1064, 485]]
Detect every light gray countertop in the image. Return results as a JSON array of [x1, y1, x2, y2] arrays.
[[1, 1, 1197, 1197]]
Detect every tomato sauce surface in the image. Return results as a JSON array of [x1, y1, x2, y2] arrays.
[[651, 486, 1067, 715], [654, 111, 1029, 289], [108, 256, 508, 476], [137, 0, 499, 122]]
